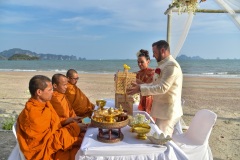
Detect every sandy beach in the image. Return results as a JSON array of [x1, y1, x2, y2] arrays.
[[0, 71, 240, 160]]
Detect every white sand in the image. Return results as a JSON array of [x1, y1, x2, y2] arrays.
[[0, 71, 239, 159]]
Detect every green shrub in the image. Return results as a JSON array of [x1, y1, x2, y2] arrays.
[[1, 111, 18, 130], [2, 117, 15, 130]]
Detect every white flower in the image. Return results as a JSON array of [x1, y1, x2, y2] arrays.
[[129, 114, 150, 126], [171, 0, 206, 14], [136, 51, 141, 58], [132, 94, 140, 104]]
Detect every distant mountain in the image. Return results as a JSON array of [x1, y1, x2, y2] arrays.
[[0, 55, 7, 60], [0, 48, 85, 60], [176, 54, 204, 60], [8, 54, 39, 60], [0, 48, 37, 58]]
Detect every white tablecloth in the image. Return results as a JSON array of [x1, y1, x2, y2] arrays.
[[75, 110, 188, 160], [101, 99, 181, 133]]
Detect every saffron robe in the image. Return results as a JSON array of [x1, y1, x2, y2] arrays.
[[65, 83, 94, 117], [136, 68, 155, 114], [17, 98, 81, 160], [50, 91, 76, 124]]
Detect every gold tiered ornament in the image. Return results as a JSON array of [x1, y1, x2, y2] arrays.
[[115, 64, 136, 115], [91, 100, 129, 143]]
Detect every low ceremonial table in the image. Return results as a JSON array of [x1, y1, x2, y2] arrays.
[[76, 123, 168, 159], [75, 111, 188, 160]]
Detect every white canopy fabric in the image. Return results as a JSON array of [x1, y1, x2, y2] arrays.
[[170, 13, 194, 59], [215, 0, 240, 30], [166, 0, 240, 58]]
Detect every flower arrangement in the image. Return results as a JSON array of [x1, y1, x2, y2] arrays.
[[155, 68, 161, 75], [129, 114, 150, 127], [136, 51, 141, 58], [171, 0, 207, 14], [123, 64, 131, 70], [154, 68, 161, 81], [132, 93, 140, 104]]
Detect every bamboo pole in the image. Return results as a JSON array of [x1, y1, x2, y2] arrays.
[[166, 12, 172, 44], [172, 9, 240, 13]]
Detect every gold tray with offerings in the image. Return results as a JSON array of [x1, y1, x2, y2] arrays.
[[91, 100, 129, 143]]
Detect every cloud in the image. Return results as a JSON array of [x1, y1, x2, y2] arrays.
[[3, 0, 169, 12], [2, 0, 238, 34], [0, 10, 33, 24], [1, 0, 170, 32], [61, 16, 112, 26], [1, 0, 239, 59], [191, 14, 239, 33]]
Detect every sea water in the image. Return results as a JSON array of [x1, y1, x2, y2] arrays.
[[0, 59, 240, 78]]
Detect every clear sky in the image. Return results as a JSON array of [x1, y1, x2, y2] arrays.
[[1, 0, 239, 60]]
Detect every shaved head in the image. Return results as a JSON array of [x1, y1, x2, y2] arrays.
[[29, 75, 51, 96], [52, 73, 66, 85], [66, 69, 77, 78]]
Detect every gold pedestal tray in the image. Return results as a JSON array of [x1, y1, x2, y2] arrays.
[[92, 100, 129, 143], [91, 117, 129, 143], [97, 128, 124, 143], [91, 117, 129, 129]]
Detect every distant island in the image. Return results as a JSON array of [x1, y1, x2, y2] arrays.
[[8, 54, 40, 60], [176, 55, 204, 60], [0, 48, 86, 60], [0, 48, 209, 61]]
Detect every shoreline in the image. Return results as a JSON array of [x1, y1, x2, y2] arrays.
[[0, 71, 240, 159], [1, 71, 240, 79]]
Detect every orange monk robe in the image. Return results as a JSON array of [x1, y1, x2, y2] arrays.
[[17, 98, 81, 160], [65, 83, 94, 118], [50, 91, 76, 124]]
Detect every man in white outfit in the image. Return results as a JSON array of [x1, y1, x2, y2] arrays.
[[127, 40, 183, 136]]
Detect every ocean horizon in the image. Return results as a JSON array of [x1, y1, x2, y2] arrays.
[[0, 59, 240, 78]]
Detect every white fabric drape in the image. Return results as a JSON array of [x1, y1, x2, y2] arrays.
[[215, 0, 240, 30], [165, 0, 240, 59], [170, 12, 194, 59]]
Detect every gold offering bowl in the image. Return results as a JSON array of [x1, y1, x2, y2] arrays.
[[92, 113, 103, 122], [91, 107, 129, 128], [99, 108, 121, 123], [132, 124, 151, 140], [92, 106, 125, 123], [96, 99, 107, 110]]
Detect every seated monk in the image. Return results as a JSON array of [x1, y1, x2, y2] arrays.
[[50, 73, 87, 130], [65, 69, 95, 118], [17, 75, 83, 160]]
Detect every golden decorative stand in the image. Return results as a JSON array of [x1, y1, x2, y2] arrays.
[[115, 64, 136, 115], [91, 100, 129, 143], [97, 128, 124, 143]]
